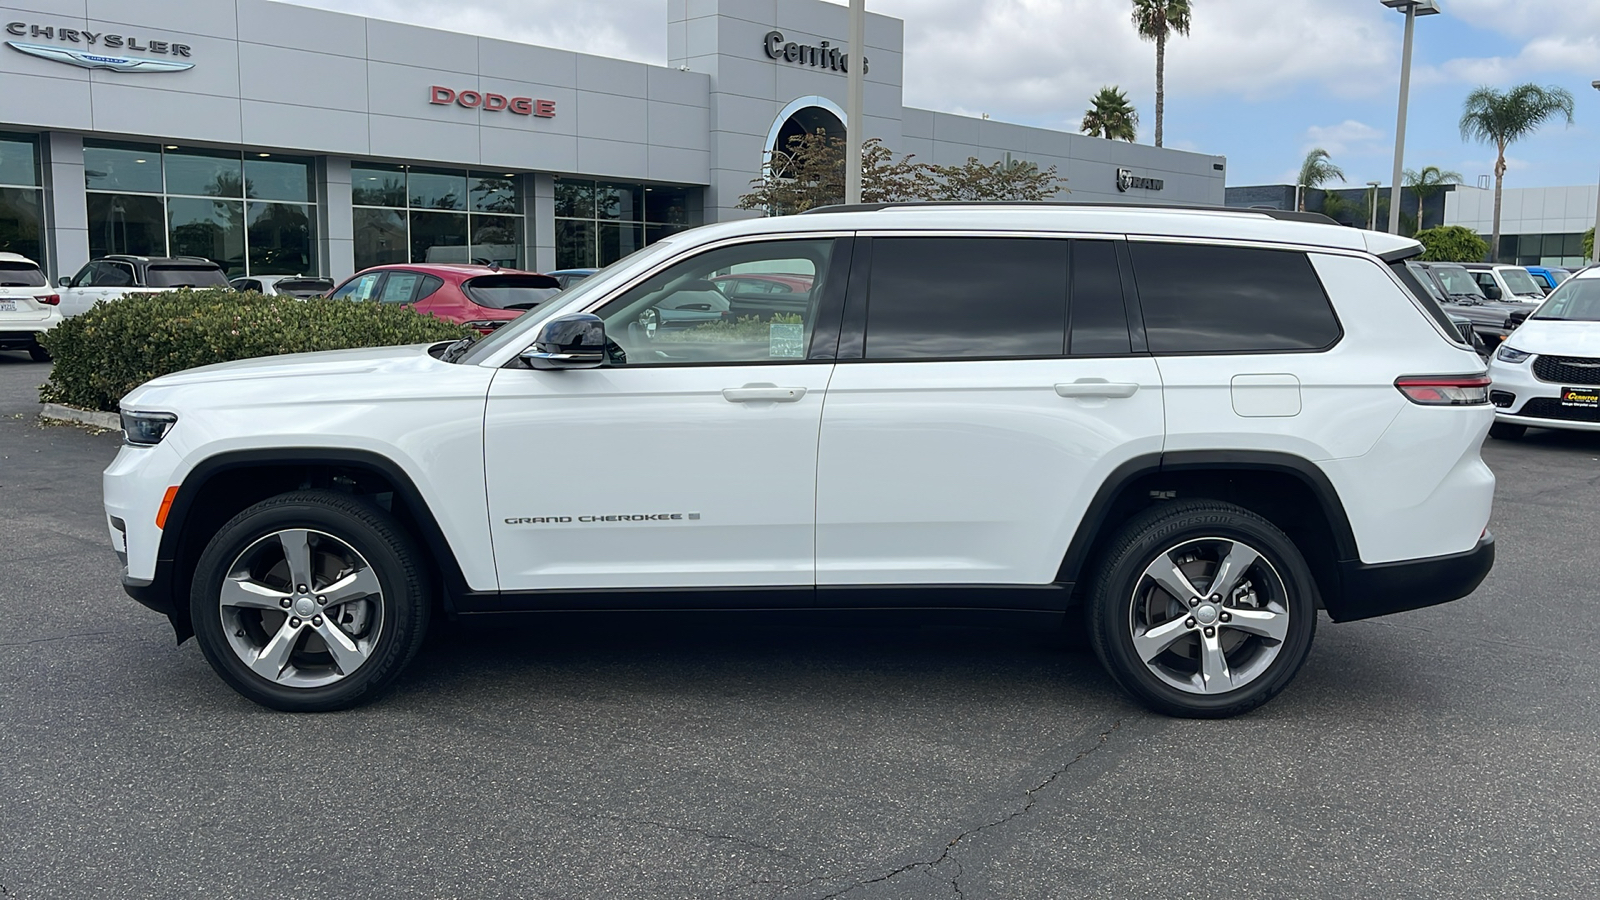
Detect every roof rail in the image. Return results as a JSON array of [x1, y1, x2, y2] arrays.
[[798, 200, 1339, 226]]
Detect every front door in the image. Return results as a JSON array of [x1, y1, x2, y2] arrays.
[[483, 236, 848, 593]]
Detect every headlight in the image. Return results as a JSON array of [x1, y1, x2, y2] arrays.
[[1495, 345, 1532, 364], [121, 410, 177, 446]]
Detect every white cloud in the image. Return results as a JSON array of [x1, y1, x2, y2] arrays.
[[1302, 120, 1389, 158]]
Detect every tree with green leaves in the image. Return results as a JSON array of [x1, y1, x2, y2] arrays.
[[1584, 226, 1594, 263], [1297, 148, 1346, 212], [1402, 166, 1463, 230], [738, 131, 1066, 215], [1415, 225, 1490, 263], [1130, 0, 1191, 148], [1080, 86, 1139, 142], [1459, 83, 1575, 261]]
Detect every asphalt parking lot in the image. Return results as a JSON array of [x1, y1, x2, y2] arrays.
[[3, 352, 1599, 900]]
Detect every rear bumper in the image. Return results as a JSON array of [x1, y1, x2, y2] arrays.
[[1328, 533, 1494, 622]]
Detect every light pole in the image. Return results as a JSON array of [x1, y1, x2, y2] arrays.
[[1368, 181, 1382, 229], [1382, 0, 1439, 233], [1591, 80, 1599, 263], [844, 0, 866, 205]]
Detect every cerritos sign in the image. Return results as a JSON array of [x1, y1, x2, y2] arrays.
[[762, 30, 867, 75], [1116, 168, 1165, 192], [429, 86, 555, 118], [5, 21, 193, 72]]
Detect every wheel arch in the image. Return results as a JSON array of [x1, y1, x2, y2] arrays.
[[150, 448, 471, 642], [1058, 451, 1359, 611]]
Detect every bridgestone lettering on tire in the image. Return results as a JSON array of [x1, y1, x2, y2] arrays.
[[190, 490, 430, 712], [1087, 500, 1318, 718]]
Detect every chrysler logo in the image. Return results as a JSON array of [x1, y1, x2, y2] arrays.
[[7, 40, 193, 72]]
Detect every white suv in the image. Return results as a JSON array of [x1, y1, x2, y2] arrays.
[[0, 251, 63, 361], [104, 204, 1497, 717]]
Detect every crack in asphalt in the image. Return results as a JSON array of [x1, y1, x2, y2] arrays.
[[618, 816, 797, 860], [808, 719, 1123, 900], [0, 626, 167, 649]]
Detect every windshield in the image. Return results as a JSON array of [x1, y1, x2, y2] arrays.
[[1433, 266, 1483, 298], [454, 241, 682, 366], [1532, 278, 1600, 321], [147, 265, 229, 288], [462, 275, 562, 310], [0, 260, 46, 287], [1406, 263, 1444, 300], [1498, 267, 1543, 297]]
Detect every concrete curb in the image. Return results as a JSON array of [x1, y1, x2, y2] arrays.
[[40, 403, 120, 430]]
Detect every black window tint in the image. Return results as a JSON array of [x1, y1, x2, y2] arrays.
[[96, 263, 134, 287], [146, 265, 228, 288], [864, 237, 1067, 360], [1129, 243, 1340, 353], [0, 261, 46, 287], [1069, 240, 1130, 355]]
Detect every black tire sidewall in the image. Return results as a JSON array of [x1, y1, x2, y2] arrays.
[[1089, 502, 1318, 718], [190, 491, 428, 712]]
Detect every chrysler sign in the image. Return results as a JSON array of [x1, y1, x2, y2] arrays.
[[5, 22, 193, 72]]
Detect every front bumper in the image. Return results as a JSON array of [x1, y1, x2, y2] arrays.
[[1327, 533, 1494, 622], [1488, 354, 1600, 432]]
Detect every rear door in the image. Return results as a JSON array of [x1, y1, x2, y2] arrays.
[[814, 235, 1165, 588]]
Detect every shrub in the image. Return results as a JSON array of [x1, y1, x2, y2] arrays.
[[1416, 225, 1490, 263], [39, 289, 472, 412]]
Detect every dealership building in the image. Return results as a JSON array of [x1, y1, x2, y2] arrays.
[[0, 0, 1226, 283]]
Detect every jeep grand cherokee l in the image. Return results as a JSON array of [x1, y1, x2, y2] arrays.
[[104, 203, 1495, 718]]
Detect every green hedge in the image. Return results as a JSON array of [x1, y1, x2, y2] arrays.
[[1416, 225, 1490, 263], [39, 289, 472, 412]]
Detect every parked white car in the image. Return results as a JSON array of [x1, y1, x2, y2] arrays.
[[0, 251, 63, 361], [229, 275, 336, 299], [1486, 266, 1600, 438], [1461, 263, 1546, 305], [58, 255, 231, 318], [105, 203, 1496, 718]]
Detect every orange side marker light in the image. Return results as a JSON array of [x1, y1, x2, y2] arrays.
[[156, 486, 180, 530]]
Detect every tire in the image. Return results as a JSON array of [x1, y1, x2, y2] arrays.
[[1087, 500, 1318, 718], [28, 344, 50, 362], [190, 490, 431, 711], [1488, 422, 1526, 440]]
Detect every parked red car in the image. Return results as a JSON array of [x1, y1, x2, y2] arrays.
[[326, 264, 561, 334]]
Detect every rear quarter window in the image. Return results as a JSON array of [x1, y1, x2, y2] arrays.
[[1128, 242, 1341, 354]]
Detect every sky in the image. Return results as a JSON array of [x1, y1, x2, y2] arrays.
[[296, 0, 1600, 190]]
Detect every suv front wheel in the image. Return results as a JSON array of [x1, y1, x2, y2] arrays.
[[190, 490, 431, 711], [1087, 501, 1318, 718]]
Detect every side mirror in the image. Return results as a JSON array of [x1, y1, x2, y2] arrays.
[[1481, 284, 1501, 300], [58, 276, 72, 288], [520, 313, 606, 369]]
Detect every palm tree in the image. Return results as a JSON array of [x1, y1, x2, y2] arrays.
[[1130, 0, 1191, 148], [1080, 86, 1139, 142], [1296, 148, 1345, 212], [1402, 166, 1463, 230], [1459, 83, 1575, 261]]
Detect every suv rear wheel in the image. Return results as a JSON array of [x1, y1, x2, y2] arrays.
[[190, 490, 430, 711], [1087, 501, 1318, 718]]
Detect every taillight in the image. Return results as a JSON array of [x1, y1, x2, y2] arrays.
[[1395, 374, 1491, 406], [40, 293, 60, 305]]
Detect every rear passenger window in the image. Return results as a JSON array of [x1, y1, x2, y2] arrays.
[[864, 237, 1067, 360], [1129, 243, 1340, 353], [1069, 240, 1131, 355]]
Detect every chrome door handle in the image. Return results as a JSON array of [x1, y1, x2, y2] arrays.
[[1054, 380, 1139, 399], [722, 385, 807, 402]]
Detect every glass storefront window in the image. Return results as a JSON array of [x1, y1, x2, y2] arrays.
[[85, 141, 163, 193], [470, 174, 518, 214], [353, 208, 406, 268], [168, 197, 246, 275], [165, 147, 243, 198], [645, 187, 693, 225], [596, 181, 643, 221], [0, 187, 44, 262], [409, 211, 468, 263], [352, 164, 406, 207], [554, 179, 594, 219], [471, 215, 522, 267], [598, 221, 643, 264], [88, 193, 166, 258], [409, 168, 467, 211], [0, 133, 39, 187], [248, 202, 316, 275], [83, 142, 319, 275], [245, 156, 314, 202], [556, 220, 596, 268]]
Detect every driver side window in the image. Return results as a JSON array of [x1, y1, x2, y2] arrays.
[[596, 239, 832, 366]]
